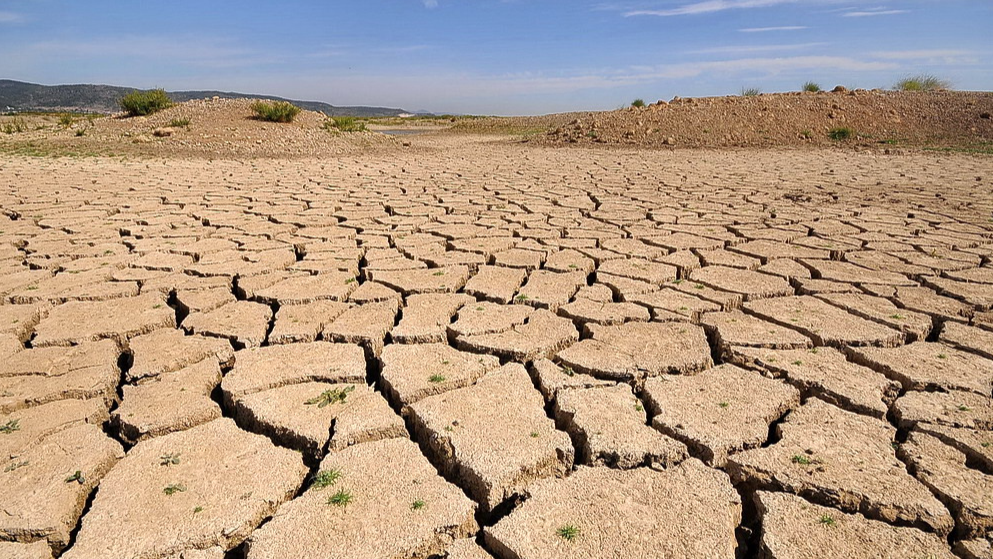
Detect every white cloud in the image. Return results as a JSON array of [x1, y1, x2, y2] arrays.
[[842, 8, 908, 17], [739, 26, 809, 32], [688, 42, 826, 54], [625, 0, 800, 17], [423, 0, 439, 8], [870, 49, 974, 60], [0, 11, 24, 23]]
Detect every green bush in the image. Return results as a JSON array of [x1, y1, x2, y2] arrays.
[[828, 127, 854, 141], [802, 81, 821, 92], [324, 116, 367, 133], [119, 89, 173, 117], [168, 118, 191, 128], [251, 100, 302, 123], [631, 99, 646, 108], [895, 74, 950, 91], [58, 114, 75, 128], [741, 87, 761, 97]]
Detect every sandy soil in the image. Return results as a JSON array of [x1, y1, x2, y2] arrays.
[[1, 100, 992, 558]]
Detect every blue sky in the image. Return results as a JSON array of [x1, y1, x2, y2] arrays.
[[1, 0, 989, 115]]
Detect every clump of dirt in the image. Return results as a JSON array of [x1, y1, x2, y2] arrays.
[[0, 98, 398, 158], [456, 90, 993, 151]]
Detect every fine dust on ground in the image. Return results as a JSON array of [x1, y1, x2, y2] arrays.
[[0, 106, 992, 558]]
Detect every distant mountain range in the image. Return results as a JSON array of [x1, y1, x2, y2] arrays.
[[0, 79, 419, 117]]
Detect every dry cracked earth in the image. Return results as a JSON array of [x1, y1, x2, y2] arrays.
[[1, 135, 993, 559]]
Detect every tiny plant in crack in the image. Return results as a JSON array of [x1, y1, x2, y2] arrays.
[[160, 453, 181, 466], [556, 524, 580, 541], [328, 488, 353, 507], [0, 419, 20, 434], [312, 468, 342, 489], [65, 470, 85, 484], [305, 385, 355, 408]]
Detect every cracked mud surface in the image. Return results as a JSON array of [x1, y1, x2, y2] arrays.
[[1, 135, 992, 557]]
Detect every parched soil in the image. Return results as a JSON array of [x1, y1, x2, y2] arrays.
[[1, 96, 992, 558]]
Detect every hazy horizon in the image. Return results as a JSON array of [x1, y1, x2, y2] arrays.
[[1, 0, 990, 116]]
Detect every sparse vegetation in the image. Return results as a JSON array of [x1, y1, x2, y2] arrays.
[[163, 483, 187, 496], [119, 89, 173, 117], [250, 100, 302, 123], [828, 127, 854, 141], [631, 99, 646, 108], [328, 488, 353, 507], [718, 402, 730, 409], [324, 116, 367, 133], [305, 385, 355, 408], [168, 118, 191, 128], [802, 82, 822, 92], [819, 514, 837, 527], [58, 113, 75, 128], [0, 419, 20, 434], [312, 468, 342, 489], [896, 74, 950, 92], [741, 87, 761, 97], [556, 524, 580, 541], [75, 129, 86, 137], [411, 499, 426, 510], [1, 118, 27, 134], [65, 470, 85, 484], [514, 294, 530, 303], [429, 374, 446, 383]]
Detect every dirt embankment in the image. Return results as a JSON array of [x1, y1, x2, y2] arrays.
[[0, 98, 399, 158], [455, 90, 993, 151]]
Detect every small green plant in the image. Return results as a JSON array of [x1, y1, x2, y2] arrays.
[[305, 385, 355, 408], [58, 114, 75, 128], [530, 431, 540, 438], [160, 453, 181, 466], [75, 129, 86, 137], [936, 354, 947, 360], [168, 118, 191, 128], [634, 403, 644, 412], [562, 366, 575, 377], [631, 99, 646, 108], [4, 460, 28, 472], [65, 470, 85, 484], [514, 294, 530, 303], [412, 499, 426, 510], [718, 402, 730, 409], [250, 100, 302, 123], [324, 116, 367, 133], [556, 524, 580, 541], [828, 127, 854, 141], [895, 74, 949, 92], [312, 469, 342, 489], [819, 514, 837, 527], [429, 374, 446, 383], [800, 130, 813, 139], [741, 87, 761, 97], [958, 405, 971, 412], [791, 454, 814, 466], [164, 483, 187, 495], [328, 488, 353, 507], [193, 506, 204, 515], [802, 82, 822, 92], [119, 89, 173, 117], [0, 419, 20, 434]]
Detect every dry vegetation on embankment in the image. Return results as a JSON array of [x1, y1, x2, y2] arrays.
[[453, 90, 993, 152]]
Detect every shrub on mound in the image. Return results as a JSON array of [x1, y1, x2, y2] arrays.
[[251, 100, 302, 123], [119, 89, 173, 117], [896, 74, 950, 92], [323, 116, 367, 133]]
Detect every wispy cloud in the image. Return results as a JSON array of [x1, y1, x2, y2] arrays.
[[624, 0, 799, 17], [0, 11, 24, 23], [842, 8, 908, 17], [871, 49, 973, 60], [23, 36, 269, 68], [739, 26, 809, 32], [688, 42, 826, 54], [423, 0, 439, 8]]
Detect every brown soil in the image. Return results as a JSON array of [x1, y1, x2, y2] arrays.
[[455, 90, 993, 151]]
